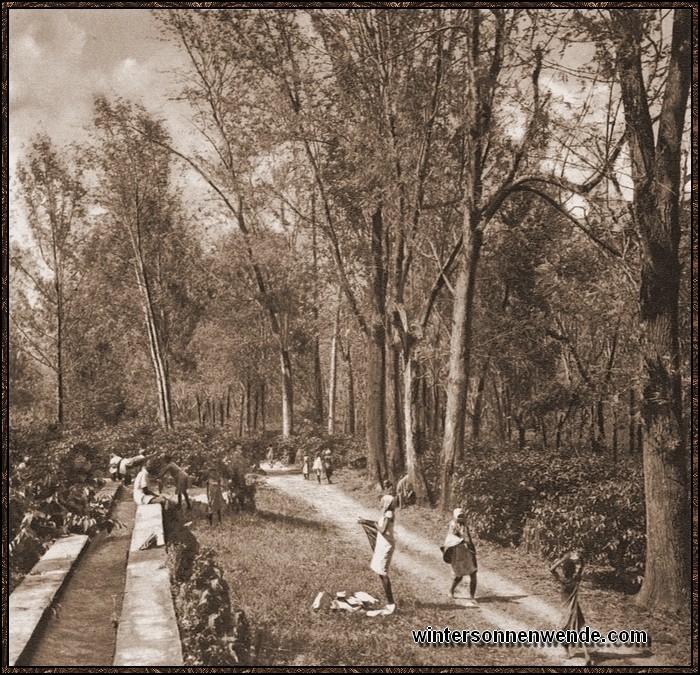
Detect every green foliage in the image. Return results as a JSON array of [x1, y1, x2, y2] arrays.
[[173, 548, 250, 665], [453, 445, 645, 585], [9, 428, 120, 584], [531, 477, 645, 578]]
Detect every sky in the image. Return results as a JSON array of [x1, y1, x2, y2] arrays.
[[9, 8, 186, 168]]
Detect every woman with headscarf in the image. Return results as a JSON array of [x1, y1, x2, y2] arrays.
[[550, 550, 592, 664], [441, 507, 478, 604], [358, 484, 397, 613]]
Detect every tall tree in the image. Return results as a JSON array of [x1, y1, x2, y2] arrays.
[[608, 8, 691, 612], [91, 98, 187, 430], [12, 135, 86, 425]]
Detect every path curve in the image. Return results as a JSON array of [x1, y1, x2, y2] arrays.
[[266, 474, 656, 667]]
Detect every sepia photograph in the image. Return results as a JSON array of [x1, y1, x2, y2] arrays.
[[4, 3, 695, 669]]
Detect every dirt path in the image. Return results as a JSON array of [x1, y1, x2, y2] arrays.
[[266, 473, 657, 668], [23, 491, 136, 666]]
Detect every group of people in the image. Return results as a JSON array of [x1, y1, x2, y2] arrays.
[[112, 444, 253, 525], [302, 449, 333, 484], [359, 481, 590, 661]]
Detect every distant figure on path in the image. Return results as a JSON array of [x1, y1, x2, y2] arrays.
[[322, 450, 333, 484], [206, 467, 226, 526], [302, 454, 310, 480], [441, 508, 477, 603], [358, 484, 397, 613], [133, 459, 170, 510], [158, 458, 192, 509], [395, 475, 416, 509], [312, 453, 323, 484], [550, 551, 593, 665], [266, 445, 275, 467]]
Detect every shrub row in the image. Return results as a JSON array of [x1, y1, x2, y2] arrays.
[[452, 445, 645, 586]]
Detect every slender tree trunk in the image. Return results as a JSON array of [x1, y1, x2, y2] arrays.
[[281, 349, 294, 437], [629, 389, 637, 455], [440, 227, 483, 508], [471, 355, 490, 441], [366, 324, 388, 484], [386, 341, 404, 481], [245, 380, 252, 434], [252, 385, 259, 431], [328, 297, 340, 434], [239, 386, 245, 436], [131, 255, 173, 430], [345, 344, 356, 436], [403, 351, 429, 503], [260, 380, 266, 432]]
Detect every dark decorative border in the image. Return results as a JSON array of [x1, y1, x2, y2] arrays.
[[2, 2, 697, 672]]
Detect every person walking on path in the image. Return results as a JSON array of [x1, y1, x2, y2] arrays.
[[302, 454, 310, 480], [133, 459, 170, 510], [358, 483, 397, 614], [322, 450, 333, 484], [550, 551, 593, 665], [441, 507, 478, 604], [312, 453, 323, 484]]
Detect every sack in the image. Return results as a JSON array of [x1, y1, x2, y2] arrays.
[[440, 545, 454, 564]]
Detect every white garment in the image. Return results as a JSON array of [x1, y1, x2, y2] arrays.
[[370, 501, 395, 575], [133, 467, 156, 505]]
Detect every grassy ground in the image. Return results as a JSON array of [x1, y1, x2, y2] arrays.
[[189, 483, 550, 667], [186, 467, 692, 667], [336, 467, 693, 668]]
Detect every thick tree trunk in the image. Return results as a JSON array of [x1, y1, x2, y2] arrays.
[[440, 227, 483, 509], [612, 8, 690, 612]]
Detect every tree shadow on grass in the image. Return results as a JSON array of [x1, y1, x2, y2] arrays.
[[414, 601, 470, 611], [473, 594, 529, 604], [588, 648, 655, 664], [255, 509, 329, 531]]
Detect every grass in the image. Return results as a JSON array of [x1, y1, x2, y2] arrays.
[[337, 468, 694, 668], [183, 467, 692, 667], [188, 482, 553, 667]]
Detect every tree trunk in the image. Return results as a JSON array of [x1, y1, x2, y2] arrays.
[[612, 8, 690, 612], [281, 349, 294, 438], [628, 389, 637, 455], [365, 325, 388, 484], [260, 380, 266, 431], [471, 355, 490, 442], [327, 297, 340, 434], [131, 256, 173, 430], [440, 227, 483, 509], [386, 341, 404, 481], [239, 387, 245, 436], [345, 344, 356, 435], [252, 385, 259, 431], [403, 352, 429, 503]]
